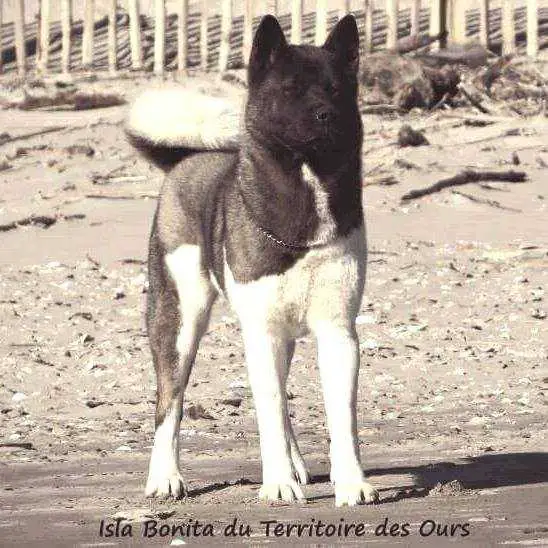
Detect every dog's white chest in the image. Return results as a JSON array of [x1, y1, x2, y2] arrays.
[[225, 226, 366, 336]]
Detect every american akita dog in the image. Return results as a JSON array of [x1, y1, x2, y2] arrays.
[[126, 14, 378, 507]]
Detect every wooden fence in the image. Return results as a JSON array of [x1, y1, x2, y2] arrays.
[[0, 1, 546, 77]]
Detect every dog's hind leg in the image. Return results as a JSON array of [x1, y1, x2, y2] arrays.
[[279, 340, 309, 485], [242, 328, 305, 503], [146, 242, 216, 499]]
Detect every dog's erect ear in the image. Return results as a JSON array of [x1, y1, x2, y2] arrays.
[[248, 15, 287, 86], [323, 15, 359, 75]]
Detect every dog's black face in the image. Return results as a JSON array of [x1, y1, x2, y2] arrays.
[[245, 16, 361, 169]]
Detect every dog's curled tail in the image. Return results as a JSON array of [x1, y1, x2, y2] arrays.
[[125, 87, 242, 171]]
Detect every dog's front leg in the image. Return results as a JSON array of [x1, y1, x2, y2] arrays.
[[315, 325, 379, 506], [243, 326, 305, 503]]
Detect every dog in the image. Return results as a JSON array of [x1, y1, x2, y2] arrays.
[[126, 14, 378, 507]]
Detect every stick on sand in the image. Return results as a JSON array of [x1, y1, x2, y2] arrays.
[[401, 169, 527, 201]]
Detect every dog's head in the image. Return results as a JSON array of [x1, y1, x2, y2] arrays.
[[245, 15, 361, 166]]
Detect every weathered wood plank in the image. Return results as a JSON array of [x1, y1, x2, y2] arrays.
[[502, 0, 516, 55], [218, 0, 232, 71], [291, 0, 303, 44], [200, 0, 208, 69], [411, 0, 421, 36], [128, 0, 143, 69], [82, 0, 95, 68], [61, 0, 72, 73], [364, 0, 373, 52], [243, 0, 252, 65], [315, 0, 328, 46], [386, 0, 399, 50], [108, 0, 117, 73], [527, 0, 538, 57], [154, 0, 165, 75], [177, 0, 189, 73], [39, 0, 51, 73], [14, 0, 26, 76]]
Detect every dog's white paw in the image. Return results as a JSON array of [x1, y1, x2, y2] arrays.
[[145, 470, 187, 499], [259, 479, 306, 503], [334, 481, 379, 507]]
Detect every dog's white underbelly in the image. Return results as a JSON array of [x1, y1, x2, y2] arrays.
[[225, 226, 367, 338]]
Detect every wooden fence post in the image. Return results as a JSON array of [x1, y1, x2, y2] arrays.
[[267, 0, 279, 15], [154, 0, 165, 76], [450, 0, 467, 44], [14, 0, 26, 76], [527, 0, 538, 57], [339, 0, 350, 19], [446, 0, 453, 41], [364, 0, 373, 53], [36, 4, 41, 71], [108, 0, 117, 73], [61, 0, 72, 73], [429, 0, 447, 50], [440, 0, 448, 48], [411, 0, 421, 36], [429, 0, 440, 49], [501, 0, 515, 55], [0, 1, 4, 74], [291, 0, 303, 44], [218, 0, 232, 72], [128, 0, 143, 70], [200, 0, 208, 70], [243, 0, 253, 66], [82, 0, 94, 68], [479, 0, 489, 48], [386, 0, 398, 50], [315, 0, 328, 46], [177, 0, 189, 74], [39, 0, 51, 73]]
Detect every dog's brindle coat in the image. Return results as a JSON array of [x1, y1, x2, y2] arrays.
[[136, 15, 378, 506]]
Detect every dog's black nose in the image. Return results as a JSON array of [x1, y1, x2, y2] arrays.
[[315, 109, 331, 122]]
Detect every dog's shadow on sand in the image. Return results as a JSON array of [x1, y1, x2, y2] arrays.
[[320, 452, 548, 504], [187, 453, 548, 504]]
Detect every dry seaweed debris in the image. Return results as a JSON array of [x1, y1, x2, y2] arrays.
[[398, 125, 430, 147], [0, 81, 127, 111], [487, 61, 547, 116], [359, 47, 546, 117], [0, 213, 86, 232], [360, 53, 460, 111], [457, 57, 547, 117]]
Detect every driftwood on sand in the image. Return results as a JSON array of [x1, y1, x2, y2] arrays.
[[401, 170, 527, 201], [0, 126, 68, 146]]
